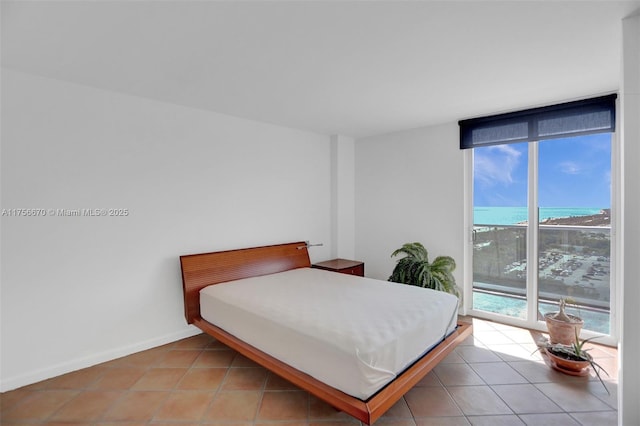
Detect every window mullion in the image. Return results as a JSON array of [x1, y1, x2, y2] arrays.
[[526, 142, 539, 323]]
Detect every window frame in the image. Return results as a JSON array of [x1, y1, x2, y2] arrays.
[[462, 100, 620, 346]]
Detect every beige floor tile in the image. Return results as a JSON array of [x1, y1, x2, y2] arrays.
[[469, 362, 528, 385], [265, 372, 301, 390], [535, 382, 612, 412], [257, 390, 309, 421], [491, 384, 562, 414], [519, 343, 545, 361], [41, 366, 106, 390], [232, 353, 262, 367], [93, 422, 149, 426], [89, 367, 146, 390], [260, 422, 308, 426], [208, 423, 253, 426], [569, 410, 618, 426], [498, 328, 539, 344], [154, 349, 201, 367], [1, 390, 79, 421], [489, 322, 525, 332], [204, 390, 261, 421], [507, 360, 569, 383], [434, 363, 485, 386], [588, 378, 617, 409], [131, 367, 186, 390], [222, 367, 268, 390], [34, 422, 101, 426], [455, 345, 503, 363], [172, 333, 216, 349], [414, 417, 470, 426], [177, 367, 227, 390], [593, 356, 619, 381], [206, 338, 233, 350], [440, 351, 467, 364], [153, 390, 213, 422], [102, 390, 168, 421], [466, 414, 525, 425], [470, 319, 499, 332], [146, 424, 202, 426], [473, 330, 518, 346], [490, 344, 540, 363], [404, 386, 463, 417], [379, 397, 413, 419], [518, 413, 581, 425], [308, 395, 356, 421], [193, 349, 237, 367], [372, 420, 416, 426], [0, 388, 32, 411], [49, 390, 122, 422], [458, 335, 487, 347], [414, 371, 442, 387], [447, 386, 512, 416]]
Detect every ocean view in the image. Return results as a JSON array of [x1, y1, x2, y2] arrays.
[[474, 207, 606, 226]]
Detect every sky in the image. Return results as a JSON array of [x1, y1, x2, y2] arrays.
[[473, 133, 612, 208]]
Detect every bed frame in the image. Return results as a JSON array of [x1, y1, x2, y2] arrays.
[[180, 241, 472, 424]]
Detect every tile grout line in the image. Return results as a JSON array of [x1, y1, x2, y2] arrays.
[[251, 357, 270, 426]]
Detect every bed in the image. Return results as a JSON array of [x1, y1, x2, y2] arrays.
[[180, 241, 472, 424]]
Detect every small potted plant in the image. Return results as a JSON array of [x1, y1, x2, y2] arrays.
[[388, 242, 460, 298], [542, 330, 609, 394], [544, 298, 584, 345]]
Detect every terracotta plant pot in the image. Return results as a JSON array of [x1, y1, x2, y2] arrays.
[[545, 347, 591, 376], [544, 312, 584, 345]]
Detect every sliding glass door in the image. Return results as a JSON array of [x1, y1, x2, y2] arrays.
[[472, 143, 529, 319], [471, 133, 613, 336], [536, 134, 612, 334]]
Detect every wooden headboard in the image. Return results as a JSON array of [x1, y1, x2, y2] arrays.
[[180, 241, 311, 324]]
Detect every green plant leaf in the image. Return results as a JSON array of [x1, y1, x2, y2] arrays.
[[390, 242, 429, 262], [388, 242, 459, 298]]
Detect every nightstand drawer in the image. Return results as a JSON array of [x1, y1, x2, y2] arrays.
[[340, 263, 365, 276], [312, 259, 365, 277]]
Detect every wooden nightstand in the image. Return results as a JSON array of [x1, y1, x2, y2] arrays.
[[312, 258, 365, 277]]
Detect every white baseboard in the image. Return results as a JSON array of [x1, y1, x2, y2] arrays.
[[0, 326, 202, 392]]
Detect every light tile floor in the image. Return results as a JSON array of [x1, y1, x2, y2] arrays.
[[0, 317, 618, 425]]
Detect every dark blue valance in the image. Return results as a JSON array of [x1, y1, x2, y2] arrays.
[[459, 94, 617, 149]]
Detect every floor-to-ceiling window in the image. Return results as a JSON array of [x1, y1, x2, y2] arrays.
[[472, 142, 529, 320], [461, 95, 617, 339], [536, 134, 613, 334]]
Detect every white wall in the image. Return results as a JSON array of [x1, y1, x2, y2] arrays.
[[354, 123, 464, 287], [0, 69, 333, 391], [620, 13, 640, 426]]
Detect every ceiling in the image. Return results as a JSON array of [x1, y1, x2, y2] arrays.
[[2, 1, 639, 138]]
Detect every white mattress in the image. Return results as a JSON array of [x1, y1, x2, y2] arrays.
[[200, 267, 458, 399]]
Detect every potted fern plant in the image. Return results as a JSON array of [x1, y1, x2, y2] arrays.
[[388, 242, 460, 298]]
